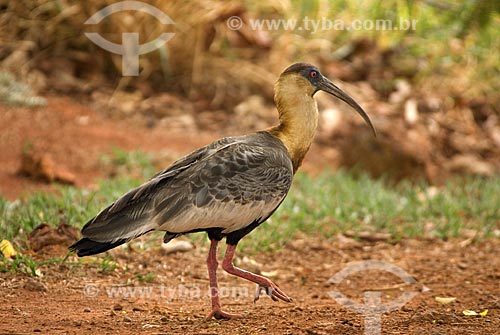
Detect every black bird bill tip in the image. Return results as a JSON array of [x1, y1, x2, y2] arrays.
[[317, 77, 377, 137]]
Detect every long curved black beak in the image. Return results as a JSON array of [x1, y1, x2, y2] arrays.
[[317, 77, 376, 137]]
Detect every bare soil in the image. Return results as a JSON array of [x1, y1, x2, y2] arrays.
[[0, 96, 217, 200], [1, 237, 499, 335], [1, 98, 499, 334], [0, 96, 330, 200]]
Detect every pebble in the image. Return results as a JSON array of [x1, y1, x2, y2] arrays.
[[402, 306, 414, 312], [161, 240, 194, 254]]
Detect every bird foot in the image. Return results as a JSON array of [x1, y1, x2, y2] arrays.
[[254, 279, 293, 303], [205, 308, 244, 320]]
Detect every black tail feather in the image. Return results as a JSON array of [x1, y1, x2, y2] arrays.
[[69, 237, 127, 257]]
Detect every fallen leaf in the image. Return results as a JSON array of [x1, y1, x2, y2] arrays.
[[462, 309, 489, 317], [0, 239, 17, 258], [435, 296, 457, 304]]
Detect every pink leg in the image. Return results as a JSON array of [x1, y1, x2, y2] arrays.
[[205, 239, 243, 320], [221, 244, 292, 303]]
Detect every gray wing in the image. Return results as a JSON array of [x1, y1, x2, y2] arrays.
[[81, 133, 293, 243], [152, 136, 239, 179], [80, 136, 239, 242]]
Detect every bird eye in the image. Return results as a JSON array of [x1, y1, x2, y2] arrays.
[[310, 70, 318, 78]]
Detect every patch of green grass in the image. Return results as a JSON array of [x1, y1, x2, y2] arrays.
[[97, 255, 118, 273], [134, 272, 156, 283], [241, 171, 500, 251], [1, 152, 498, 256], [0, 149, 149, 244], [0, 254, 40, 276], [0, 178, 142, 246], [100, 148, 156, 180]]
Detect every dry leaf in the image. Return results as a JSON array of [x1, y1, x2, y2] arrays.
[[0, 239, 17, 258], [463, 309, 488, 317]]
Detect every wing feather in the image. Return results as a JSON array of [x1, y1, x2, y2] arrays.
[[80, 133, 293, 242], [155, 135, 293, 234]]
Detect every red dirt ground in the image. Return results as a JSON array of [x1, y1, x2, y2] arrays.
[[1, 237, 499, 335], [0, 96, 330, 200], [0, 97, 217, 200], [1, 98, 499, 334]]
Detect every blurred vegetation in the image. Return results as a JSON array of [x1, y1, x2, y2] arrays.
[[0, 71, 46, 106], [0, 0, 498, 107], [0, 1, 498, 182]]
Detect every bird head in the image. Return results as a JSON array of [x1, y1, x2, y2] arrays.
[[279, 62, 376, 136]]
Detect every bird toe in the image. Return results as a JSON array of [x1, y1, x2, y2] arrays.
[[206, 309, 244, 320]]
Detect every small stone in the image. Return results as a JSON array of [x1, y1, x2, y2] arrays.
[[404, 99, 419, 125], [161, 240, 194, 254], [83, 308, 91, 313], [123, 316, 132, 322], [113, 304, 123, 311], [402, 306, 413, 312]]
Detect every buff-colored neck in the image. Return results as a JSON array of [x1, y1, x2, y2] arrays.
[[268, 74, 319, 172]]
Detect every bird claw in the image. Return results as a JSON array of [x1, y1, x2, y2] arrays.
[[254, 285, 277, 302], [253, 280, 293, 303], [206, 308, 244, 320]]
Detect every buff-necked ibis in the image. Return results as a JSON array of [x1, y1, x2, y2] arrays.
[[70, 62, 376, 319]]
